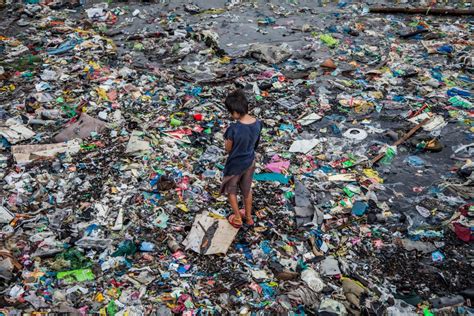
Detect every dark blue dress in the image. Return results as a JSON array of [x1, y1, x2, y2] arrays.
[[223, 120, 262, 176]]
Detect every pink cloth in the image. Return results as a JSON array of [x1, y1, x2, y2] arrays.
[[265, 154, 290, 173], [265, 160, 290, 173]]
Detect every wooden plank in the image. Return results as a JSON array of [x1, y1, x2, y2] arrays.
[[371, 117, 431, 165], [370, 6, 474, 15]]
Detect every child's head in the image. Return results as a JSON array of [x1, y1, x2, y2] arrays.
[[225, 89, 248, 120]]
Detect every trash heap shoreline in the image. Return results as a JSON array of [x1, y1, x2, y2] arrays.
[[0, 1, 472, 315]]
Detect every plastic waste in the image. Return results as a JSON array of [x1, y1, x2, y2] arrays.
[[57, 269, 95, 283], [301, 268, 324, 293], [430, 295, 465, 309], [0, 1, 471, 315], [319, 34, 339, 48], [405, 155, 425, 168]]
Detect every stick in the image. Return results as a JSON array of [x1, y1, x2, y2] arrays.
[[371, 117, 430, 165], [399, 29, 429, 39], [369, 7, 474, 16]]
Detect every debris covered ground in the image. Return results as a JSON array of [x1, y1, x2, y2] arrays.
[[0, 0, 473, 314]]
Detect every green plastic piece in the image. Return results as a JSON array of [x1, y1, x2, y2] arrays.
[[112, 240, 137, 257], [342, 187, 355, 197], [319, 34, 339, 48], [107, 300, 117, 316], [380, 147, 396, 165], [423, 308, 434, 316], [449, 96, 472, 109], [284, 191, 295, 199], [57, 268, 95, 283], [342, 160, 354, 168]]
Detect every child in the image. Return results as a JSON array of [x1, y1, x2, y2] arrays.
[[220, 89, 262, 228]]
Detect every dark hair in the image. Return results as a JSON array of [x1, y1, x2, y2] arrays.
[[225, 89, 248, 115]]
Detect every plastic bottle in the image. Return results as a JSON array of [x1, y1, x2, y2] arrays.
[[167, 236, 181, 253], [39, 109, 61, 120]]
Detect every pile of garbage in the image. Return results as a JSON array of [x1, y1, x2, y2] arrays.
[[0, 0, 472, 314]]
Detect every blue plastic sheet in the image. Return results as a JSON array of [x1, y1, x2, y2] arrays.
[[259, 283, 276, 299], [235, 242, 253, 261], [47, 38, 83, 55], [437, 44, 454, 54], [352, 201, 368, 216], [447, 87, 471, 98], [140, 242, 155, 252], [253, 173, 290, 184], [260, 240, 272, 255], [404, 155, 425, 168]]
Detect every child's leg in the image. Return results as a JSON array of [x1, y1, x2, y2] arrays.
[[221, 175, 243, 226], [239, 161, 256, 225], [228, 193, 242, 224], [243, 190, 253, 224]]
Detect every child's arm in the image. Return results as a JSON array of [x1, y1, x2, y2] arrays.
[[224, 124, 234, 153], [225, 139, 233, 153], [254, 121, 263, 150]]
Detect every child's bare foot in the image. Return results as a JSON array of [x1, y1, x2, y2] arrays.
[[238, 209, 254, 226], [245, 217, 254, 226], [228, 214, 242, 228]]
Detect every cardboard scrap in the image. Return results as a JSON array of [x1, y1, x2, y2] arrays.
[[327, 174, 357, 182], [54, 113, 106, 143], [0, 206, 15, 224], [320, 256, 341, 276], [289, 139, 321, 154], [182, 211, 239, 255], [12, 139, 81, 164], [125, 131, 152, 154], [408, 113, 447, 131], [298, 113, 322, 126], [0, 257, 15, 281], [0, 124, 35, 144]]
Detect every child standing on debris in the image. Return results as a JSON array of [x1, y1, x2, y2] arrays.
[[221, 89, 262, 228]]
